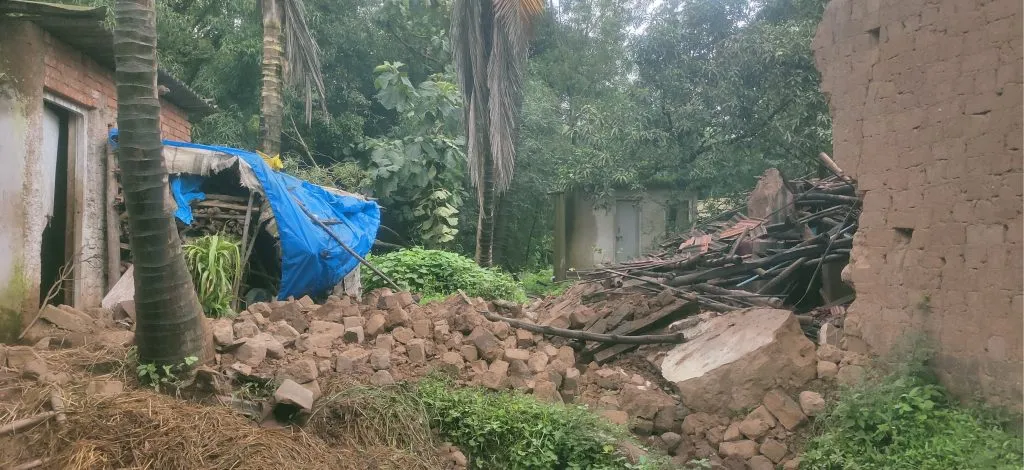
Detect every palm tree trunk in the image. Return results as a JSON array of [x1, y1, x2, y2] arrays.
[[475, 152, 495, 267], [113, 0, 207, 365], [260, 0, 285, 156]]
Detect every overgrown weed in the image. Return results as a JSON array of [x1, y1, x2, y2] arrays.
[[801, 338, 1023, 469]]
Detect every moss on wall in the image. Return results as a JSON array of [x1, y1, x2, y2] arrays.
[[0, 263, 28, 343]]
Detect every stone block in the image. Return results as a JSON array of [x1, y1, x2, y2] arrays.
[[763, 390, 807, 431]]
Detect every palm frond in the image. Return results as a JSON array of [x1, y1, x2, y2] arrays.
[[281, 0, 326, 124], [452, 0, 543, 195], [488, 0, 542, 193], [451, 0, 490, 193]]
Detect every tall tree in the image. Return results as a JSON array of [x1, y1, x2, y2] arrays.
[[260, 0, 326, 155], [451, 0, 543, 266], [113, 0, 207, 364]]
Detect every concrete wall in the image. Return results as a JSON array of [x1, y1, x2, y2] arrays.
[[565, 189, 696, 270], [0, 19, 194, 338], [814, 0, 1022, 407]]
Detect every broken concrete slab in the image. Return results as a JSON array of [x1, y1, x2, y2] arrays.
[[211, 319, 234, 346], [86, 380, 125, 396], [233, 319, 259, 339], [269, 302, 309, 333], [469, 326, 503, 362], [274, 379, 314, 412], [370, 370, 396, 386], [799, 391, 826, 417], [620, 385, 677, 420], [39, 305, 94, 332], [661, 308, 816, 413], [6, 346, 41, 369], [235, 338, 267, 367], [101, 265, 134, 310], [370, 349, 391, 370], [718, 440, 759, 460], [763, 390, 807, 430]]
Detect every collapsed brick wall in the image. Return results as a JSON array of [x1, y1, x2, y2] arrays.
[[42, 30, 193, 141], [813, 0, 1022, 408]]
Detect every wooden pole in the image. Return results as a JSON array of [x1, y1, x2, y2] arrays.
[[231, 192, 256, 311], [105, 143, 122, 291], [459, 291, 687, 345]]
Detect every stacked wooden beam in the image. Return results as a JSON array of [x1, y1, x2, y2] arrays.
[[574, 173, 859, 311], [182, 194, 259, 239]]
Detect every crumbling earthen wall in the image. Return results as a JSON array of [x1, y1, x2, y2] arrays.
[[0, 19, 198, 337], [813, 0, 1022, 407]]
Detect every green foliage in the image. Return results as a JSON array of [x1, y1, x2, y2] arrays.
[[417, 378, 665, 470], [137, 355, 199, 391], [362, 248, 525, 303], [282, 158, 369, 191], [364, 62, 465, 247], [183, 234, 241, 317], [802, 356, 1023, 470], [520, 268, 572, 298]]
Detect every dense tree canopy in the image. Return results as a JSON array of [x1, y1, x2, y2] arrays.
[[64, 0, 831, 271]]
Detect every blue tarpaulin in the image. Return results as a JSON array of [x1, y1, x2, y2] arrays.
[[110, 130, 380, 300], [169, 175, 206, 225]]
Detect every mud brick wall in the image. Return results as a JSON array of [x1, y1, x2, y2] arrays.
[[42, 30, 193, 141], [813, 0, 1022, 408]]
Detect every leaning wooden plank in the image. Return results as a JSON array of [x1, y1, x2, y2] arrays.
[[464, 302, 687, 345], [586, 299, 699, 363]]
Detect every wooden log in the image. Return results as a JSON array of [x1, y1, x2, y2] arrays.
[[693, 283, 782, 308], [204, 193, 249, 203], [757, 257, 809, 294], [0, 412, 57, 435], [11, 459, 47, 470], [457, 292, 689, 345], [817, 152, 852, 182], [194, 199, 259, 212], [49, 390, 66, 426]]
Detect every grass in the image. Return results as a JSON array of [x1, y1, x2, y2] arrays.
[[183, 234, 241, 317], [520, 268, 574, 298], [363, 248, 526, 303], [313, 375, 666, 470], [800, 343, 1023, 470]]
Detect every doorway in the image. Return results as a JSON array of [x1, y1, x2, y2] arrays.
[[614, 199, 640, 263], [39, 99, 83, 307]]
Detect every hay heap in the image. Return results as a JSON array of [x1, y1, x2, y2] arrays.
[[0, 346, 437, 470]]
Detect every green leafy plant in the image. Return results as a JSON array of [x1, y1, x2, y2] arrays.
[[137, 355, 199, 392], [362, 248, 525, 303], [520, 268, 573, 298], [801, 354, 1023, 469], [183, 234, 241, 317], [363, 62, 466, 248], [416, 377, 665, 470]]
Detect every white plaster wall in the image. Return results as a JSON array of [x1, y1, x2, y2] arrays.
[[566, 189, 697, 270]]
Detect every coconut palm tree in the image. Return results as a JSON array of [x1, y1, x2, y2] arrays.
[[113, 0, 207, 364], [259, 0, 326, 156], [451, 0, 543, 266]]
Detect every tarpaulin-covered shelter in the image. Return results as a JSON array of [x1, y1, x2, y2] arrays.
[[109, 131, 381, 302]]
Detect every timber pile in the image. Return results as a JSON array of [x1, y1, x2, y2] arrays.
[[181, 193, 261, 239], [575, 170, 859, 309], [526, 166, 861, 360]]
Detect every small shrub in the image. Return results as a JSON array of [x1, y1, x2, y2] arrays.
[[801, 355, 1023, 470], [417, 378, 665, 470], [183, 234, 241, 317], [520, 268, 573, 298], [363, 248, 526, 303]]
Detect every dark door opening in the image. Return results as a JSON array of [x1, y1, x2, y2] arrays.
[[40, 102, 71, 307]]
